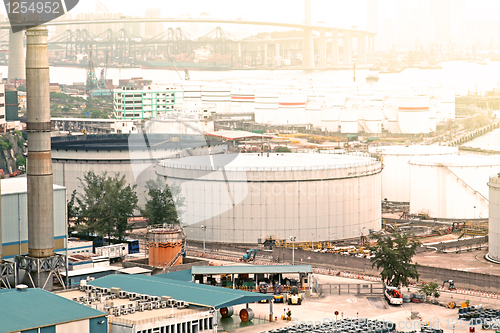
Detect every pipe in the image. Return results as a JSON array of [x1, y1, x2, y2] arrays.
[[26, 25, 54, 258]]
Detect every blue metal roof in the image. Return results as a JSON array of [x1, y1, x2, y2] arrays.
[[156, 269, 193, 282], [90, 274, 273, 309], [0, 288, 106, 333], [191, 265, 312, 276]]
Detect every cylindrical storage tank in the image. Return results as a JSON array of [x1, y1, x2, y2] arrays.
[[339, 108, 359, 133], [382, 99, 399, 133], [148, 226, 185, 267], [439, 88, 456, 121], [320, 103, 340, 132], [230, 85, 255, 113], [277, 92, 307, 125], [173, 81, 203, 102], [488, 176, 500, 261], [362, 107, 383, 133], [429, 97, 437, 132], [201, 83, 231, 114], [254, 88, 279, 124], [305, 99, 323, 128], [397, 96, 430, 134], [239, 308, 254, 322], [157, 152, 382, 243], [409, 155, 500, 219], [369, 145, 459, 202]]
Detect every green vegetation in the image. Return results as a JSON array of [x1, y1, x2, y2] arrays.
[[368, 232, 421, 287], [15, 154, 25, 167], [418, 281, 440, 302], [141, 177, 184, 225], [276, 146, 291, 153], [0, 137, 13, 151], [69, 171, 138, 240]]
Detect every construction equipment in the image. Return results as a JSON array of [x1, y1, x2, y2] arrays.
[[241, 249, 257, 262], [286, 286, 302, 305], [273, 284, 284, 303], [384, 286, 403, 305], [442, 280, 456, 290], [259, 282, 269, 303]]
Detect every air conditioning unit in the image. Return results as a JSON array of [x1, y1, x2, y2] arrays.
[[110, 287, 121, 296], [138, 304, 145, 312], [128, 292, 137, 300], [160, 296, 171, 302], [85, 285, 93, 292], [167, 299, 176, 307], [104, 306, 111, 313], [151, 296, 160, 302], [118, 291, 127, 299], [145, 302, 152, 310], [175, 300, 186, 309], [152, 301, 159, 309], [113, 308, 121, 317], [102, 288, 110, 295], [79, 296, 85, 302], [122, 308, 129, 315], [120, 304, 128, 310], [140, 294, 149, 301], [129, 307, 136, 314], [72, 297, 78, 302], [127, 302, 134, 308]]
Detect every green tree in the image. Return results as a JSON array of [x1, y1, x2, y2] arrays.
[[141, 177, 184, 226], [276, 146, 291, 153], [15, 154, 26, 167], [418, 281, 440, 302], [74, 171, 138, 240], [368, 232, 420, 287]]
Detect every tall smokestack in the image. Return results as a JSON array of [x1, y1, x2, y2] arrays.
[[26, 25, 54, 260], [303, 0, 314, 69], [7, 30, 26, 82]]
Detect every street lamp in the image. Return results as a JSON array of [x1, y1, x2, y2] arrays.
[[201, 225, 206, 253], [290, 236, 296, 265]]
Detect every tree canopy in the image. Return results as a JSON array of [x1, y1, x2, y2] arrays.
[[141, 177, 184, 226], [70, 171, 138, 240], [368, 232, 420, 287]]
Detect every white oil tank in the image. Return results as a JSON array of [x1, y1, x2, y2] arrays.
[[397, 96, 430, 134], [230, 85, 255, 113], [409, 155, 500, 219], [201, 83, 231, 114], [340, 108, 359, 134], [321, 103, 340, 132], [381, 103, 399, 133], [174, 81, 203, 101], [254, 88, 279, 124], [305, 99, 323, 128], [369, 145, 459, 202], [488, 176, 500, 261], [277, 91, 307, 125], [361, 107, 383, 133]]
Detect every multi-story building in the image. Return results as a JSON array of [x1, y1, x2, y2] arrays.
[[113, 86, 184, 120]]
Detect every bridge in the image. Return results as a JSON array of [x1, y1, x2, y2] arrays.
[[5, 0, 375, 80]]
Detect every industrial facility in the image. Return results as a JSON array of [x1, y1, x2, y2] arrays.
[[157, 152, 382, 243], [489, 175, 500, 262], [147, 224, 186, 267], [369, 145, 459, 203], [409, 155, 500, 219]]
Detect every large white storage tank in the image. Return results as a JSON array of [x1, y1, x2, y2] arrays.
[[368, 145, 459, 202], [230, 85, 255, 113], [361, 107, 383, 133], [305, 99, 323, 128], [340, 108, 359, 133], [397, 96, 431, 134], [173, 81, 203, 101], [321, 103, 341, 132], [382, 100, 399, 133], [409, 155, 500, 219], [254, 88, 279, 124], [488, 176, 500, 261], [157, 152, 382, 243], [277, 91, 307, 125], [201, 83, 231, 113]]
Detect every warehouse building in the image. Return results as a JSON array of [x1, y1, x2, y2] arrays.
[[113, 86, 184, 120], [1, 178, 67, 260], [0, 285, 107, 333]]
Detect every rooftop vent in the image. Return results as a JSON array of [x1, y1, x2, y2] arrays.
[[16, 284, 28, 291]]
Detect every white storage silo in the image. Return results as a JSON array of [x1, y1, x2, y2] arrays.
[[488, 176, 500, 261], [305, 99, 323, 128], [361, 107, 383, 133], [277, 91, 307, 125], [382, 104, 399, 133], [368, 145, 459, 202], [230, 85, 255, 113], [409, 155, 500, 219], [174, 81, 203, 102], [201, 83, 231, 114], [429, 96, 438, 131], [321, 103, 340, 132], [254, 88, 279, 124], [397, 96, 431, 134], [340, 108, 359, 134]]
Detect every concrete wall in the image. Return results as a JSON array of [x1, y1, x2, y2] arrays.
[[273, 247, 500, 292]]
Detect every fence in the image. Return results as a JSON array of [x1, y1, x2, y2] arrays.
[[318, 283, 384, 296]]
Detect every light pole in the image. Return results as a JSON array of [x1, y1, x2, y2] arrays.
[[290, 236, 296, 265], [474, 206, 476, 220], [201, 225, 206, 253]]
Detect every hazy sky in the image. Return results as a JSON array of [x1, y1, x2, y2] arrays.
[[65, 0, 500, 28]]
